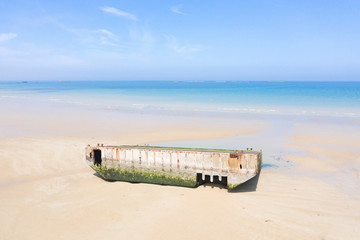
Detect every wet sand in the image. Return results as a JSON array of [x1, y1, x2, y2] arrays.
[[0, 100, 360, 240]]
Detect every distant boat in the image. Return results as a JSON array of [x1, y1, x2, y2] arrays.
[[86, 145, 262, 190]]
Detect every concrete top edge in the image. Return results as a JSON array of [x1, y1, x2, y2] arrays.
[[88, 145, 261, 154]]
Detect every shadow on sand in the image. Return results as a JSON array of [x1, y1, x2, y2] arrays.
[[228, 170, 261, 193]]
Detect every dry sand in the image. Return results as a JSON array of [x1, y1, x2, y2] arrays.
[[0, 101, 360, 240]]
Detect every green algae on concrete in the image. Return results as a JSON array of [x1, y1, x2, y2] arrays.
[[91, 165, 199, 187], [259, 150, 263, 169]]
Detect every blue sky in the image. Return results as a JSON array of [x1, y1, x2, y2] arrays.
[[0, 0, 359, 81]]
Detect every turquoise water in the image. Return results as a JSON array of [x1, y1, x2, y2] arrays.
[[1, 81, 360, 118]]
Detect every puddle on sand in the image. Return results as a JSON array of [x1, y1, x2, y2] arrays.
[[155, 117, 301, 170]]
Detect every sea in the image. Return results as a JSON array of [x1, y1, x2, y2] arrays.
[[0, 81, 360, 118]]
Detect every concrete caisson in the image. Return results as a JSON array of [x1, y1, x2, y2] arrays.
[[85, 145, 262, 190]]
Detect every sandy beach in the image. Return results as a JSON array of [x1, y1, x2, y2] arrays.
[[2, 0, 360, 238], [0, 97, 359, 240]]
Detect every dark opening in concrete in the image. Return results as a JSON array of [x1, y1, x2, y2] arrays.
[[197, 173, 227, 188], [94, 150, 102, 166]]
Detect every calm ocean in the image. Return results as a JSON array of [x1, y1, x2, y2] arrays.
[[1, 81, 359, 118]]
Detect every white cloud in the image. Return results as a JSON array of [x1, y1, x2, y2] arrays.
[[47, 17, 120, 47], [58, 25, 120, 47], [166, 35, 201, 53], [0, 46, 22, 57], [98, 29, 116, 39], [171, 4, 186, 15], [101, 7, 138, 21], [95, 29, 119, 46], [99, 37, 118, 47], [0, 33, 17, 43]]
